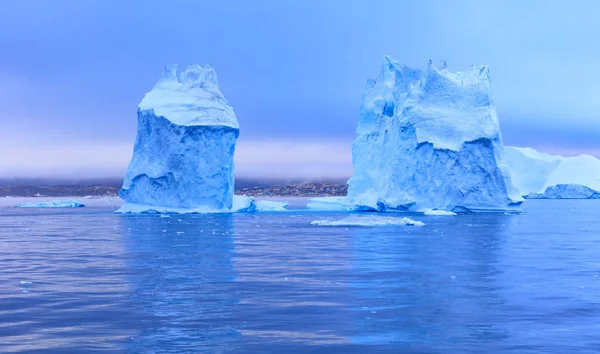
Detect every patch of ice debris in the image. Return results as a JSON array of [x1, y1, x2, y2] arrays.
[[16, 200, 85, 208], [310, 215, 424, 227], [421, 209, 457, 216]]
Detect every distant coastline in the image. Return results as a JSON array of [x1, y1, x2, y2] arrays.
[[0, 178, 348, 198]]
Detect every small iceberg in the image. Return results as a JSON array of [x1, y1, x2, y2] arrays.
[[256, 200, 289, 212], [306, 197, 352, 211], [231, 195, 256, 213], [421, 209, 457, 216], [16, 200, 85, 208], [310, 215, 424, 227], [230, 196, 288, 212]]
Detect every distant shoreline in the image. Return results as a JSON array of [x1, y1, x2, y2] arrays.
[[0, 181, 348, 198]]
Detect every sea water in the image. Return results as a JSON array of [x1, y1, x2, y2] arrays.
[[0, 199, 599, 353]]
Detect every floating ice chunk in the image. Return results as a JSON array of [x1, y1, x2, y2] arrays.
[[421, 209, 457, 216], [306, 197, 352, 211], [255, 200, 288, 212], [16, 200, 85, 208], [231, 195, 256, 212], [310, 215, 424, 227]]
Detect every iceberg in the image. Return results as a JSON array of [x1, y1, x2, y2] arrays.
[[255, 200, 289, 212], [16, 200, 85, 208], [310, 215, 424, 227], [306, 196, 352, 211], [118, 64, 239, 213], [505, 146, 600, 199], [421, 209, 457, 216], [230, 196, 289, 212], [231, 195, 256, 213], [526, 184, 600, 199], [346, 56, 522, 213]]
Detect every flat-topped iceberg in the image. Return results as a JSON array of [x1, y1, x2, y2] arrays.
[[346, 56, 522, 213], [505, 146, 600, 198], [310, 215, 424, 227], [118, 64, 239, 213], [16, 200, 85, 208], [527, 184, 600, 199]]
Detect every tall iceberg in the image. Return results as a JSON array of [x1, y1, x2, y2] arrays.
[[346, 56, 522, 212], [118, 64, 239, 213], [504, 146, 600, 199]]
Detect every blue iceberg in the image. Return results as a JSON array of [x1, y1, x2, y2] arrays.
[[118, 64, 239, 213], [346, 57, 522, 212]]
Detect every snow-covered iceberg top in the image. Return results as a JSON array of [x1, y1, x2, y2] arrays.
[[139, 64, 239, 128], [16, 200, 85, 208], [347, 56, 521, 213], [505, 146, 600, 198]]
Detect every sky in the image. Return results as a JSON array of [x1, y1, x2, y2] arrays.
[[1, 0, 599, 180]]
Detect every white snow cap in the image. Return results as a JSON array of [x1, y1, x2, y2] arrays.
[[139, 64, 239, 128]]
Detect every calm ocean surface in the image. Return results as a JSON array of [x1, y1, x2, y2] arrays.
[[1, 199, 599, 353]]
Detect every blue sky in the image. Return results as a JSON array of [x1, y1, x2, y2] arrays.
[[1, 0, 599, 179]]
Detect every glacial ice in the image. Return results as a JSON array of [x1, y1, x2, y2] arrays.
[[255, 200, 289, 212], [310, 215, 424, 227], [116, 196, 289, 214], [421, 209, 457, 216], [346, 56, 522, 213], [306, 197, 352, 211], [116, 202, 225, 214], [118, 64, 239, 213], [526, 184, 600, 199], [505, 146, 600, 199], [16, 200, 85, 208], [230, 196, 288, 212], [231, 195, 256, 213]]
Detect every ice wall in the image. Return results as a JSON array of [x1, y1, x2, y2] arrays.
[[505, 146, 600, 198], [347, 56, 522, 212]]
